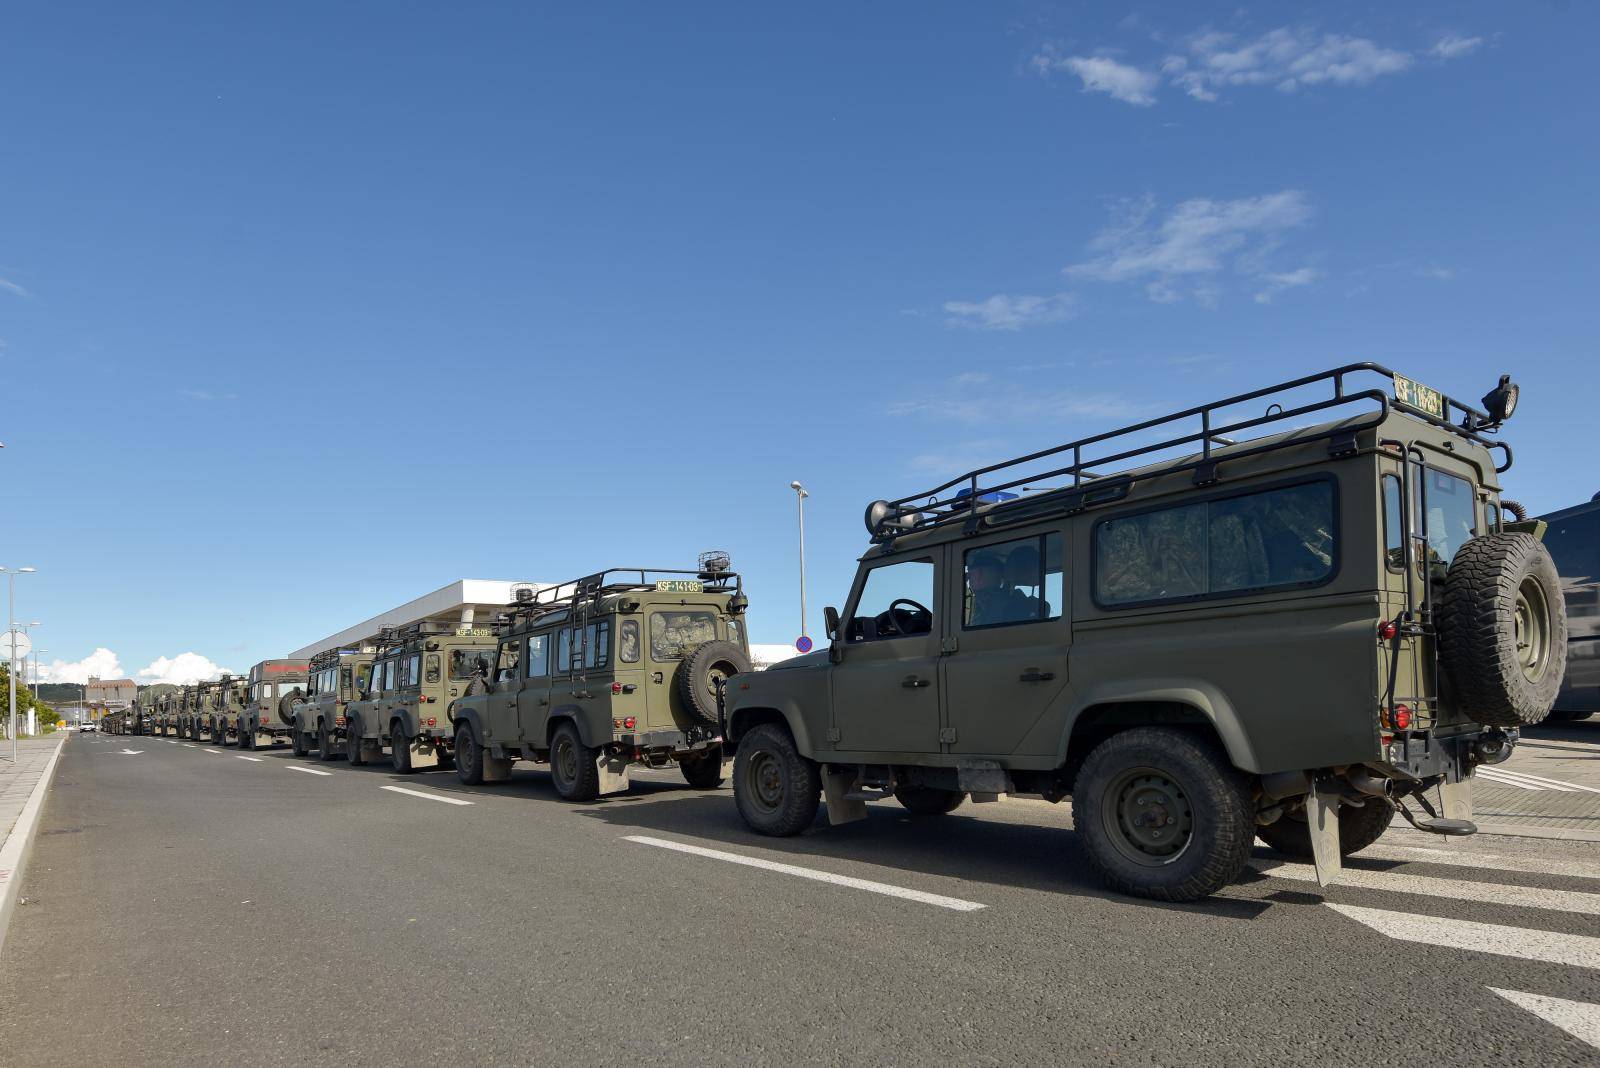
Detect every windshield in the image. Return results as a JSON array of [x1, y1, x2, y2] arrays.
[[650, 611, 718, 660]]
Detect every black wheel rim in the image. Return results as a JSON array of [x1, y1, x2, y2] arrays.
[[742, 748, 785, 815], [553, 736, 576, 787], [705, 659, 737, 700], [1100, 765, 1195, 867]]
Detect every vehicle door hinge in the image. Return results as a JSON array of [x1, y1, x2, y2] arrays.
[[826, 727, 841, 743], [939, 727, 958, 744], [940, 637, 959, 655]]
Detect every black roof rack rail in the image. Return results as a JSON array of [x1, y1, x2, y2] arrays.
[[501, 566, 745, 624], [868, 362, 1513, 544]]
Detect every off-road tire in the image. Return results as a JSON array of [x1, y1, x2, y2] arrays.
[[676, 641, 752, 729], [894, 785, 967, 815], [347, 717, 366, 766], [278, 691, 300, 722], [390, 725, 414, 774], [732, 723, 820, 836], [291, 730, 309, 758], [1073, 727, 1253, 902], [548, 722, 599, 801], [679, 749, 725, 790], [456, 724, 484, 786], [317, 723, 341, 762], [240, 728, 253, 751], [1256, 799, 1395, 858], [1438, 532, 1567, 728]]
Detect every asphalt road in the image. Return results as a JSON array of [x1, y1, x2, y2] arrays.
[[2, 733, 1598, 1067]]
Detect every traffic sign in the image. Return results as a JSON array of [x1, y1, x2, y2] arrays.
[[4, 629, 31, 658], [795, 635, 813, 654]]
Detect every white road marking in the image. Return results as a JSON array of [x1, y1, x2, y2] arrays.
[[1499, 768, 1600, 794], [1252, 860, 1600, 916], [1328, 903, 1600, 970], [199, 748, 219, 755], [287, 766, 332, 777], [1475, 767, 1550, 791], [182, 744, 197, 748], [1478, 766, 1600, 794], [624, 835, 986, 912], [1490, 988, 1600, 1053], [118, 749, 143, 755], [380, 786, 474, 806], [235, 755, 263, 763], [1358, 843, 1600, 881]]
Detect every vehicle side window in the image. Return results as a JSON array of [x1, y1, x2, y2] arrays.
[[1382, 474, 1405, 570], [847, 558, 935, 642], [425, 653, 441, 683], [619, 619, 640, 663], [382, 659, 396, 692], [355, 663, 372, 695], [725, 618, 744, 648], [585, 621, 610, 669], [963, 533, 1064, 629], [526, 633, 550, 677], [556, 628, 573, 673], [1095, 480, 1335, 607], [495, 640, 523, 682]]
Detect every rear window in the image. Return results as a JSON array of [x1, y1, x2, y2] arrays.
[[650, 611, 718, 659], [1419, 469, 1477, 567], [1095, 480, 1336, 607]]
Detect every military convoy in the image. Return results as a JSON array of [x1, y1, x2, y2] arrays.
[[93, 366, 1574, 901]]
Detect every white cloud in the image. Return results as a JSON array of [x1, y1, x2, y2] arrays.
[[37, 648, 125, 686], [1253, 267, 1321, 303], [1416, 265, 1455, 280], [943, 292, 1078, 331], [1066, 191, 1314, 305], [0, 276, 31, 298], [1036, 54, 1161, 106], [1431, 35, 1483, 60], [891, 374, 1136, 425], [1165, 27, 1412, 99], [138, 652, 231, 686]]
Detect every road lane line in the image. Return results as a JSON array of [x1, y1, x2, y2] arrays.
[[182, 744, 197, 748], [287, 766, 332, 777], [1357, 843, 1600, 881], [1490, 988, 1600, 1053], [236, 755, 263, 762], [380, 786, 474, 806], [1327, 904, 1600, 969], [623, 835, 986, 912], [1476, 768, 1563, 791], [1252, 860, 1600, 915], [1488, 768, 1600, 795], [199, 748, 220, 755]]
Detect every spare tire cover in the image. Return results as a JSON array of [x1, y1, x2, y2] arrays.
[[675, 640, 753, 728], [1438, 532, 1568, 728]]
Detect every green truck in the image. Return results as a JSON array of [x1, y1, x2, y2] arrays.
[[725, 365, 1565, 901]]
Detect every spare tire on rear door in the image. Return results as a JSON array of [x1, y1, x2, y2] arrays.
[[676, 641, 752, 728], [1438, 532, 1567, 727], [277, 689, 302, 724]]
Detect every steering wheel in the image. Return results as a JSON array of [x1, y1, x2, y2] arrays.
[[886, 597, 932, 636]]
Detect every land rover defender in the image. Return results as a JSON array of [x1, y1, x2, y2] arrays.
[[725, 365, 1566, 901], [288, 648, 373, 761], [343, 623, 499, 772], [238, 659, 310, 749], [448, 559, 751, 799]]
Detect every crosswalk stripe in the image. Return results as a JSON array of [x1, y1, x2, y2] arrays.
[[1475, 768, 1550, 791], [1490, 988, 1600, 1053], [1489, 767, 1600, 795], [1359, 843, 1600, 882], [1252, 860, 1600, 916], [1328, 904, 1600, 970]]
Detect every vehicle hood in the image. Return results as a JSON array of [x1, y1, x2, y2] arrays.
[[763, 650, 830, 671]]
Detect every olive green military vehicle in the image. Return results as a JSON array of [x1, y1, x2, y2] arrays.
[[153, 691, 175, 735], [288, 648, 373, 761], [214, 675, 251, 746], [448, 560, 752, 798], [726, 365, 1566, 902], [237, 658, 310, 749], [175, 686, 200, 739], [344, 623, 500, 772]]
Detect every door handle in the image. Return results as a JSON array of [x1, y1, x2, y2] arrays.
[[901, 676, 930, 689], [1019, 670, 1055, 683]]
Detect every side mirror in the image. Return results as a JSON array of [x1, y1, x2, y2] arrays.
[[823, 606, 840, 640]]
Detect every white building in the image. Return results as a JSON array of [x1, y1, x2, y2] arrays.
[[287, 579, 543, 660]]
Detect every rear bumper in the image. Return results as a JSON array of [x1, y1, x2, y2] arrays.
[[1372, 727, 1514, 785]]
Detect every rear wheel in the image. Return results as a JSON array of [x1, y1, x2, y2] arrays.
[[390, 724, 414, 775], [732, 723, 820, 836], [240, 727, 253, 751], [1256, 799, 1395, 858], [317, 723, 341, 762], [291, 730, 309, 758], [549, 723, 599, 801], [1073, 727, 1253, 902], [455, 724, 484, 786], [679, 749, 725, 790], [894, 784, 967, 815]]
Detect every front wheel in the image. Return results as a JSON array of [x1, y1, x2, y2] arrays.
[[455, 724, 484, 786], [1073, 727, 1253, 902], [732, 723, 820, 836], [317, 724, 342, 762], [291, 729, 309, 758], [346, 717, 366, 766], [1257, 798, 1395, 858], [390, 725, 414, 775], [548, 722, 599, 801]]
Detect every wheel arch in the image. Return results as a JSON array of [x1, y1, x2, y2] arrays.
[[726, 703, 815, 756], [1060, 683, 1258, 775]]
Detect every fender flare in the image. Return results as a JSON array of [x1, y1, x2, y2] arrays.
[[451, 706, 485, 744], [546, 704, 607, 749], [726, 698, 817, 757], [1057, 680, 1260, 773]]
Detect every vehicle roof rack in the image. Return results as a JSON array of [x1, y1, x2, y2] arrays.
[[867, 362, 1513, 544], [308, 647, 364, 670], [502, 566, 745, 625]]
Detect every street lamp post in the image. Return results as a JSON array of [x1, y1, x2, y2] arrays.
[[1, 567, 38, 762], [789, 481, 809, 640]]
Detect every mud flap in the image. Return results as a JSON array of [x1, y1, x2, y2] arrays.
[[1306, 786, 1343, 889], [483, 756, 513, 783], [409, 741, 441, 771], [1440, 776, 1472, 822], [821, 767, 868, 825], [596, 752, 631, 796]]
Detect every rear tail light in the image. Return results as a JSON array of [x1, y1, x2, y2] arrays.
[[1391, 704, 1412, 731], [623, 717, 636, 730], [1378, 620, 1398, 641], [612, 683, 622, 695], [427, 717, 437, 727]]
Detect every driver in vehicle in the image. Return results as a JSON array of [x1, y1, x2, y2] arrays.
[[967, 551, 1034, 627]]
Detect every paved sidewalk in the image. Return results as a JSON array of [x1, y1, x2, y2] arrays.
[[1471, 718, 1600, 840], [1, 735, 68, 840]]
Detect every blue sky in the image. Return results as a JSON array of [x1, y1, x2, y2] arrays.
[[4, 2, 1596, 684]]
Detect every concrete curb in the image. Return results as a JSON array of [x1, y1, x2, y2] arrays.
[[0, 734, 69, 959]]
